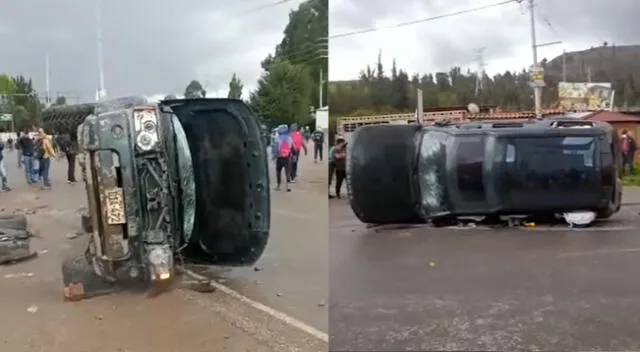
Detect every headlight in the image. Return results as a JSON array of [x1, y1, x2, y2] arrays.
[[136, 131, 156, 151], [134, 109, 158, 133]]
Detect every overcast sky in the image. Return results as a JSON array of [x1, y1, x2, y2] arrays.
[[330, 0, 639, 81], [0, 0, 299, 103]]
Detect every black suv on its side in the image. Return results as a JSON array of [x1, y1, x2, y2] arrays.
[[347, 118, 622, 224]]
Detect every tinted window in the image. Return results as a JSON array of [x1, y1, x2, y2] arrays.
[[418, 131, 448, 213], [509, 137, 595, 170], [456, 137, 486, 202]]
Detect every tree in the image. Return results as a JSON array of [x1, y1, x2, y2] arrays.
[[264, 0, 327, 108], [54, 96, 67, 105], [184, 80, 206, 98], [228, 73, 244, 99], [250, 59, 312, 126]]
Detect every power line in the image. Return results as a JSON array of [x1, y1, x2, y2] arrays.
[[330, 0, 518, 39], [238, 0, 298, 15]]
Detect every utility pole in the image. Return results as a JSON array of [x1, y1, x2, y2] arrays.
[[527, 0, 542, 119], [561, 50, 567, 82], [45, 54, 52, 108], [587, 66, 592, 83], [318, 68, 323, 108], [474, 47, 486, 97], [95, 0, 106, 101]]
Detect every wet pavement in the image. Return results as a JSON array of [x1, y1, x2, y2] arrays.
[[0, 149, 327, 352], [329, 189, 640, 351], [190, 143, 329, 332]]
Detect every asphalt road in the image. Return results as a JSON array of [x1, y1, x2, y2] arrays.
[[0, 148, 327, 352], [329, 189, 640, 351]]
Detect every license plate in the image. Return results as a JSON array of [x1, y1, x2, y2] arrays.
[[104, 188, 126, 225]]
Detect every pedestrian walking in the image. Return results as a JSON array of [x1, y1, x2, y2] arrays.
[[58, 133, 77, 183], [35, 128, 55, 189], [289, 123, 307, 183], [17, 131, 37, 184], [271, 124, 293, 192], [329, 137, 346, 199], [311, 128, 325, 162], [621, 129, 637, 176], [0, 139, 12, 191]]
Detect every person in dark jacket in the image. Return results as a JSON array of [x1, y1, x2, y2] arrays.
[[17, 131, 37, 184], [58, 133, 77, 183], [621, 129, 637, 175], [329, 137, 347, 199]]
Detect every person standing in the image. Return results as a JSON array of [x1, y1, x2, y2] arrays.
[[289, 123, 307, 183], [0, 139, 11, 191], [329, 137, 347, 199], [17, 131, 37, 184], [59, 133, 77, 183], [15, 132, 22, 169], [311, 128, 325, 162], [621, 129, 637, 176], [271, 124, 293, 192], [35, 128, 55, 189]]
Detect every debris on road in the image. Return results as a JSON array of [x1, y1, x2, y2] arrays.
[[26, 305, 38, 314], [4, 272, 34, 278]]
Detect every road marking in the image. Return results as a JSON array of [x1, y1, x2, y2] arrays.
[[559, 247, 640, 258], [178, 267, 329, 343]]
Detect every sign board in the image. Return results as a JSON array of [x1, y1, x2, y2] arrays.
[[0, 113, 12, 122], [558, 82, 613, 111], [529, 65, 545, 87]]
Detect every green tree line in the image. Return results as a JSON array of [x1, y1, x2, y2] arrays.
[[0, 74, 44, 131], [184, 0, 328, 129], [329, 52, 640, 117]]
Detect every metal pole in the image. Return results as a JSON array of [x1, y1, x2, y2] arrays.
[[561, 50, 566, 82], [416, 88, 424, 124], [319, 67, 323, 108], [528, 0, 542, 118], [45, 54, 51, 107], [96, 0, 106, 100]]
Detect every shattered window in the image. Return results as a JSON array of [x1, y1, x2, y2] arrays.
[[417, 131, 449, 214]]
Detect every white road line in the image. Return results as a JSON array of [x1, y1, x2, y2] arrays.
[[178, 267, 329, 343], [559, 247, 640, 258]]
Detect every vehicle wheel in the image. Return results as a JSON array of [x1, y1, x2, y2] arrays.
[[42, 103, 96, 136], [347, 124, 423, 224], [81, 212, 93, 233], [0, 214, 27, 230]]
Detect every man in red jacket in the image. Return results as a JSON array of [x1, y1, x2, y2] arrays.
[[289, 123, 307, 183]]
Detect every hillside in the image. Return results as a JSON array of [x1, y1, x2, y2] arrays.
[[543, 44, 640, 84]]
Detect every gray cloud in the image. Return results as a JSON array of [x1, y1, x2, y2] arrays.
[[330, 0, 640, 77], [0, 0, 295, 101]]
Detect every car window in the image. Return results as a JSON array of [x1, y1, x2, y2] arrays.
[[417, 131, 448, 213], [456, 137, 486, 202]]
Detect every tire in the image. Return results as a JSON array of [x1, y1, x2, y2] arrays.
[[347, 124, 423, 224], [81, 212, 93, 233], [42, 96, 148, 136], [0, 214, 27, 230]]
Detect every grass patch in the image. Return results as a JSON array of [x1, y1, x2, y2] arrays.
[[622, 173, 640, 186]]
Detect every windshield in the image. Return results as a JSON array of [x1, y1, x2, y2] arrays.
[[417, 130, 449, 214]]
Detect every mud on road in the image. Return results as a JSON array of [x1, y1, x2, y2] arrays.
[[330, 189, 640, 351], [0, 150, 327, 352]]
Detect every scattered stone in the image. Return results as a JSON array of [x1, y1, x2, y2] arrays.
[[276, 293, 282, 297], [26, 305, 38, 314], [253, 265, 262, 272], [318, 299, 326, 307], [65, 232, 81, 240], [186, 280, 216, 293]]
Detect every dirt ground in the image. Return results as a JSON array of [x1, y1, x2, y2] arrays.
[[0, 150, 327, 352]]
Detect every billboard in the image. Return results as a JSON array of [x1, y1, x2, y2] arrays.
[[558, 82, 613, 111]]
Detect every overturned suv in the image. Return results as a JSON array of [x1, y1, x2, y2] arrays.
[[347, 118, 622, 226], [42, 97, 270, 299]]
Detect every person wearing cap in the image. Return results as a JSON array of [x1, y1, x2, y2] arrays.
[[329, 136, 347, 198]]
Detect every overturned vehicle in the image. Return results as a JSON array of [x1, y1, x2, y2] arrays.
[[42, 97, 270, 300], [347, 118, 622, 227]]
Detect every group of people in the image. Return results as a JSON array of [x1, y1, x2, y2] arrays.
[[271, 123, 309, 191], [0, 128, 77, 191]]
